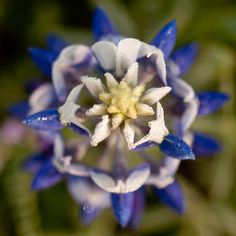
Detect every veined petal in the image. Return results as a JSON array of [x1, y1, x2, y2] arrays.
[[86, 104, 107, 116], [168, 77, 195, 102], [29, 83, 56, 114], [92, 7, 118, 40], [91, 41, 118, 71], [197, 91, 230, 116], [90, 115, 111, 146], [159, 134, 195, 160], [151, 20, 177, 58], [123, 62, 139, 87], [171, 43, 198, 76], [154, 180, 185, 214], [81, 76, 105, 98], [123, 120, 135, 149], [31, 161, 63, 190], [111, 192, 134, 227], [141, 86, 171, 105], [23, 108, 63, 131], [193, 132, 221, 157]]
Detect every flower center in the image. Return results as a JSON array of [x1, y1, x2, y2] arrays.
[[99, 81, 145, 119]]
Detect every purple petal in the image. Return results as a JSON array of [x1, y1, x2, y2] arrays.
[[93, 7, 118, 40], [128, 188, 145, 229], [154, 181, 185, 214], [111, 192, 134, 227], [46, 34, 67, 53], [23, 108, 63, 131], [159, 135, 195, 160], [68, 123, 90, 136], [193, 132, 221, 157], [171, 43, 198, 76], [10, 101, 30, 120], [31, 161, 63, 190], [80, 203, 101, 225], [197, 91, 229, 116], [151, 20, 177, 58], [28, 47, 57, 77]]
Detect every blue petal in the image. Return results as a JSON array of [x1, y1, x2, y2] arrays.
[[159, 134, 195, 160], [128, 188, 145, 229], [68, 123, 90, 136], [28, 47, 58, 77], [151, 20, 177, 58], [111, 192, 134, 227], [46, 34, 67, 53], [22, 152, 50, 173], [154, 181, 185, 214], [193, 132, 221, 157], [9, 101, 30, 120], [197, 91, 230, 116], [132, 141, 156, 151], [31, 161, 63, 190], [23, 108, 63, 131], [171, 43, 198, 76], [80, 203, 101, 225], [92, 7, 118, 40]]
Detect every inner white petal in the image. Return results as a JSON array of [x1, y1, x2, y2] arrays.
[[122, 120, 135, 149], [86, 104, 107, 116], [123, 62, 139, 87]]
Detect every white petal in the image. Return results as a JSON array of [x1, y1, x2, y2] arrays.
[[141, 86, 171, 105], [169, 77, 195, 102], [133, 103, 169, 148], [54, 133, 64, 160], [104, 72, 118, 89], [91, 41, 118, 71], [65, 84, 84, 103], [81, 76, 105, 98], [125, 164, 150, 192], [122, 62, 139, 87], [86, 104, 107, 116], [122, 120, 135, 149], [136, 103, 154, 116], [90, 115, 111, 146], [29, 83, 55, 114]]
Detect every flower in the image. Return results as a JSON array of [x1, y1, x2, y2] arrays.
[[15, 7, 229, 228]]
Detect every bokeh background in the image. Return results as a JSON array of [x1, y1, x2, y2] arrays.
[[0, 0, 236, 235]]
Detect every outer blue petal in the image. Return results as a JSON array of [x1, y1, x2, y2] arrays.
[[197, 91, 229, 116], [151, 20, 177, 58], [10, 101, 30, 120], [93, 7, 118, 40], [159, 135, 195, 160], [193, 132, 221, 157], [128, 188, 145, 229], [46, 34, 67, 54], [28, 47, 58, 77], [68, 123, 90, 136], [171, 43, 198, 76], [23, 108, 63, 131], [31, 161, 63, 190], [80, 203, 101, 225], [132, 141, 156, 151], [111, 192, 134, 227], [154, 181, 185, 214]]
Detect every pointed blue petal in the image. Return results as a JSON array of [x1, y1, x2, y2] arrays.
[[171, 43, 198, 76], [22, 152, 50, 173], [197, 91, 229, 116], [68, 123, 90, 136], [46, 34, 67, 53], [154, 181, 185, 214], [31, 161, 63, 190], [132, 141, 156, 151], [80, 203, 101, 225], [28, 47, 58, 77], [23, 108, 63, 131], [128, 188, 145, 229], [9, 101, 30, 120], [111, 192, 134, 227], [193, 132, 221, 157], [159, 134, 195, 160], [151, 20, 177, 58], [93, 7, 118, 40]]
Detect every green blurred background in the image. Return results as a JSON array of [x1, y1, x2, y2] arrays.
[[0, 0, 236, 235]]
